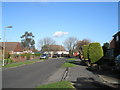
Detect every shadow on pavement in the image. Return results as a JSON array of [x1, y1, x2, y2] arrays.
[[72, 77, 114, 89], [86, 66, 120, 81], [86, 66, 120, 89]]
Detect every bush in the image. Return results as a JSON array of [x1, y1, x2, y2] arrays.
[[82, 45, 89, 60], [4, 52, 10, 59], [34, 53, 42, 56], [21, 53, 32, 60], [88, 42, 103, 64], [4, 58, 13, 64]]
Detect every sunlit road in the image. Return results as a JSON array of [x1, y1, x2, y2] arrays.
[[2, 58, 66, 88]]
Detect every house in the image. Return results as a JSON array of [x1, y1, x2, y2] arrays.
[[0, 46, 3, 59], [0, 42, 37, 54], [0, 42, 23, 54], [109, 31, 120, 57], [42, 45, 69, 57]]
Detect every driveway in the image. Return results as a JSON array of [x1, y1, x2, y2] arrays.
[[2, 58, 66, 88]]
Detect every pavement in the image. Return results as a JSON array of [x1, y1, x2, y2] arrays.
[[40, 58, 119, 88], [64, 59, 120, 89], [97, 72, 120, 88], [41, 67, 66, 85], [65, 65, 103, 88]]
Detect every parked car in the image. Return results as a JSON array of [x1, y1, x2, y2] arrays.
[[115, 54, 120, 70], [40, 54, 49, 59]]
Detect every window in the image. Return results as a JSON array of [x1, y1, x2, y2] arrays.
[[116, 36, 119, 42]]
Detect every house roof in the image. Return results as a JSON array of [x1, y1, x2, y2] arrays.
[[0, 42, 23, 52], [50, 45, 66, 51], [113, 31, 120, 37]]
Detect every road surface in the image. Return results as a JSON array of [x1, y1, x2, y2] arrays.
[[2, 58, 66, 88]]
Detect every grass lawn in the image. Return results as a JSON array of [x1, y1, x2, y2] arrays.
[[3, 61, 37, 68], [62, 62, 76, 67], [36, 81, 75, 89], [67, 58, 76, 61]]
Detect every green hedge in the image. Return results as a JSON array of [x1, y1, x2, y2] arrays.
[[34, 53, 42, 56], [82, 45, 89, 60], [88, 42, 103, 64], [4, 58, 13, 64], [20, 53, 32, 60]]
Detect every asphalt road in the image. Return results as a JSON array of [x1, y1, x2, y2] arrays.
[[2, 58, 66, 88]]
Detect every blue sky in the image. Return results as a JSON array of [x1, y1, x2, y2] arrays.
[[2, 2, 118, 49]]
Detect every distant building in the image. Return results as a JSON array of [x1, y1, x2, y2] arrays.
[[41, 45, 69, 57]]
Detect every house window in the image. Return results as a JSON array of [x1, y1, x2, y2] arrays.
[[116, 36, 119, 42]]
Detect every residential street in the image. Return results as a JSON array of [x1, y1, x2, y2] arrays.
[[2, 58, 66, 88], [2, 58, 119, 89]]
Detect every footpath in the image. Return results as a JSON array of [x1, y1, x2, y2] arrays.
[[65, 59, 120, 89], [41, 59, 120, 89]]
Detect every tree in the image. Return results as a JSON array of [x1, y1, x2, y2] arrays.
[[102, 42, 110, 56], [76, 39, 91, 54], [38, 37, 56, 51], [63, 37, 78, 56], [20, 31, 35, 49]]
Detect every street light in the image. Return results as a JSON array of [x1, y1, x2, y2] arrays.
[[2, 26, 12, 66], [60, 45, 61, 58]]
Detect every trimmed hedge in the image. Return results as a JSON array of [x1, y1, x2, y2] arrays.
[[21, 53, 32, 60], [88, 42, 103, 64], [82, 45, 89, 60]]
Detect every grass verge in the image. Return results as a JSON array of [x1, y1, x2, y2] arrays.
[[67, 58, 76, 61], [36, 81, 74, 89], [3, 61, 37, 68], [62, 62, 76, 67]]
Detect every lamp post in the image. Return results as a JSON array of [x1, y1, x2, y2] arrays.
[[2, 26, 12, 66], [60, 45, 61, 58]]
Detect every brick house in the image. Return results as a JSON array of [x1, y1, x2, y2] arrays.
[[0, 42, 24, 54], [0, 46, 3, 59], [0, 42, 37, 54], [109, 31, 120, 57]]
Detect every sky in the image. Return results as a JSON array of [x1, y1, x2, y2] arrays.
[[1, 2, 118, 49]]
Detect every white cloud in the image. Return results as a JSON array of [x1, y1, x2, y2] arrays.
[[53, 31, 69, 37]]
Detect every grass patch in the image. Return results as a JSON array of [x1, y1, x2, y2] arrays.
[[67, 58, 76, 61], [62, 62, 76, 67], [36, 81, 74, 89], [3, 61, 37, 68]]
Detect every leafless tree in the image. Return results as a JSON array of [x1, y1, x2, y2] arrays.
[[76, 38, 91, 54], [38, 37, 56, 51], [63, 37, 78, 56]]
